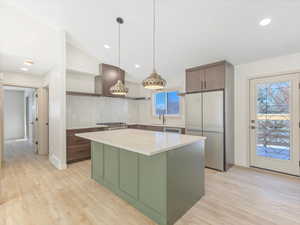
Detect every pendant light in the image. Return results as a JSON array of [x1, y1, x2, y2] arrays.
[[110, 17, 129, 96], [142, 0, 166, 90]]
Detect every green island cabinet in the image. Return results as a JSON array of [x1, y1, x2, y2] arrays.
[[91, 141, 205, 225]]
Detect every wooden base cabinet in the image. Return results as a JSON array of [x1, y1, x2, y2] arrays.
[[67, 127, 106, 163]]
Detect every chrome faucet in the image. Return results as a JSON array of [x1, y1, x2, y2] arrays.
[[159, 112, 166, 125]]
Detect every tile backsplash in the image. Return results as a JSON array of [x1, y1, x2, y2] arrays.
[[66, 95, 139, 128]]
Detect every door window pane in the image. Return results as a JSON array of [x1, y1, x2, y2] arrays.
[[256, 81, 291, 160]]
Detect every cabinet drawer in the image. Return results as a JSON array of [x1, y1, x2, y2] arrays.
[[67, 143, 91, 153], [67, 150, 91, 163], [67, 135, 90, 146], [67, 143, 91, 163], [146, 126, 163, 132]]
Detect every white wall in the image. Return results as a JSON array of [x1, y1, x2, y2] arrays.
[[66, 77, 140, 127], [44, 31, 67, 170], [1, 72, 45, 88], [4, 90, 25, 140], [66, 43, 100, 75], [235, 52, 300, 167], [66, 95, 139, 128], [66, 71, 95, 93]]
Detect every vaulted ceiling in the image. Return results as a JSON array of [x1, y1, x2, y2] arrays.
[[2, 0, 300, 85]]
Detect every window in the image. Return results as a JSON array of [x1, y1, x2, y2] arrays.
[[153, 91, 180, 116]]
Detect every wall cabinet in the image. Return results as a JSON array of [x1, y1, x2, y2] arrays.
[[186, 61, 226, 92]]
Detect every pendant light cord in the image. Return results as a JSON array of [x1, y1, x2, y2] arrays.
[[153, 0, 156, 72], [118, 20, 121, 73]]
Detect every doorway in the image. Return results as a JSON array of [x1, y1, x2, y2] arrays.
[[2, 85, 49, 162], [249, 73, 300, 176]]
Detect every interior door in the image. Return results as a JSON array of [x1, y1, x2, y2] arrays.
[[202, 91, 224, 170], [32, 90, 38, 153], [37, 87, 49, 155], [250, 74, 300, 175], [0, 84, 3, 167]]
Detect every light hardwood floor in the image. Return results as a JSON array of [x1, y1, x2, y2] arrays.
[[0, 140, 300, 225]]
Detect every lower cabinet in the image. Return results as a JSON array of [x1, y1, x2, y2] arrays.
[[91, 142, 205, 225], [92, 142, 167, 224], [67, 127, 106, 163]]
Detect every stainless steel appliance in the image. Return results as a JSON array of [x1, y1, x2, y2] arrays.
[[185, 90, 225, 171]]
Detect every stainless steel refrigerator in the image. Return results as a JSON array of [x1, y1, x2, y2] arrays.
[[185, 90, 225, 171]]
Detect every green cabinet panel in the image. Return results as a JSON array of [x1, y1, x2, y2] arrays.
[[91, 142, 104, 183], [104, 145, 119, 186], [119, 150, 138, 199], [90, 142, 205, 225], [139, 153, 167, 216], [167, 142, 205, 224]]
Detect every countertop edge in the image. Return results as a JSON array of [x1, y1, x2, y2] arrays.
[[76, 133, 206, 156]]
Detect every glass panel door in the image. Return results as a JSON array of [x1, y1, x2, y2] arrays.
[[256, 81, 291, 160], [250, 74, 300, 175]]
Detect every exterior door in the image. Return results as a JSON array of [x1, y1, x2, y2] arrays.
[[250, 74, 300, 175]]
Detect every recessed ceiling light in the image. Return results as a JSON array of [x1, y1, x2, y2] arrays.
[[21, 67, 28, 71], [104, 44, 110, 49], [24, 59, 34, 66], [135, 64, 141, 68], [259, 18, 271, 26]]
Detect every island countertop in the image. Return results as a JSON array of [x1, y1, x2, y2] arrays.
[[76, 128, 205, 156]]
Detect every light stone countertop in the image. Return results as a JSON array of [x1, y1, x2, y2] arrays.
[[76, 129, 205, 156]]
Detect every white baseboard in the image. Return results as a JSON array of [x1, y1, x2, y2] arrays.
[[49, 154, 67, 170]]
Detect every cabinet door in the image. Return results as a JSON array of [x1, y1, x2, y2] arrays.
[[204, 64, 225, 91], [186, 70, 204, 92]]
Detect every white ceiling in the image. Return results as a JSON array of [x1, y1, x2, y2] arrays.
[[2, 0, 300, 85], [0, 3, 59, 76]]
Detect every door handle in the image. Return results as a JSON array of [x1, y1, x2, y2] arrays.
[[250, 125, 256, 130]]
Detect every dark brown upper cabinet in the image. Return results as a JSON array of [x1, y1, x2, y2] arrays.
[[203, 63, 225, 91], [96, 63, 125, 97], [186, 61, 228, 92], [186, 69, 205, 92]]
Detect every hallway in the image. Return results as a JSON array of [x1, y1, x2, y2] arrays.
[[0, 141, 300, 225]]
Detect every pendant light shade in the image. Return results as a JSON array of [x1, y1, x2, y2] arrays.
[[110, 80, 129, 95], [142, 70, 166, 90], [110, 17, 129, 96], [142, 0, 167, 90]]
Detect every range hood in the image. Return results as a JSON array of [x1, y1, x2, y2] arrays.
[[95, 63, 125, 97]]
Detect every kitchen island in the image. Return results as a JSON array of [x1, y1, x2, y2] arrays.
[[77, 129, 206, 225]]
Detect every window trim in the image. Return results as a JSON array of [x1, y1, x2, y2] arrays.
[[152, 89, 182, 117]]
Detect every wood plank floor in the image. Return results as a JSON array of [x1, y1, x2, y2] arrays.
[[0, 140, 300, 225]]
